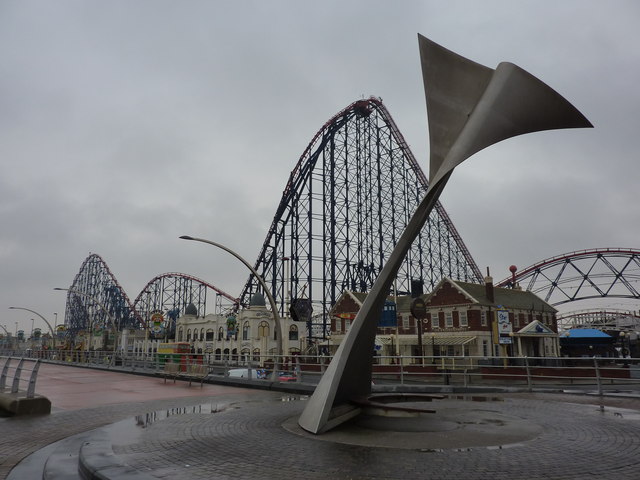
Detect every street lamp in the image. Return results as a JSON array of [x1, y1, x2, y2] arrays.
[[54, 287, 120, 364], [179, 235, 284, 376], [8, 307, 57, 348]]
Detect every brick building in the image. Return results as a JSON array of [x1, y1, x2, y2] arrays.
[[329, 275, 559, 363]]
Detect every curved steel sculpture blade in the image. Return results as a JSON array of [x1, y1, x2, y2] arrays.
[[298, 35, 593, 434]]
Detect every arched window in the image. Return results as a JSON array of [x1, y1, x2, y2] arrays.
[[215, 348, 221, 361], [200, 328, 205, 341], [177, 327, 183, 342], [206, 329, 214, 341], [258, 321, 270, 338], [218, 327, 224, 341], [223, 348, 230, 360], [252, 348, 260, 363], [186, 329, 191, 341], [289, 325, 298, 341], [241, 348, 250, 362], [242, 322, 250, 341]]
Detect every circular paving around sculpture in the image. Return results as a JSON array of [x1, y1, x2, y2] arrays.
[[110, 393, 640, 480]]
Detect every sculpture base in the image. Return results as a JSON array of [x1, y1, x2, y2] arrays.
[[286, 396, 542, 450]]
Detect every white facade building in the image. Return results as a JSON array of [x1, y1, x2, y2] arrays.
[[174, 293, 307, 365]]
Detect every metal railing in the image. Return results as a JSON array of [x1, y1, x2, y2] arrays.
[[0, 356, 42, 398], [3, 348, 639, 391]]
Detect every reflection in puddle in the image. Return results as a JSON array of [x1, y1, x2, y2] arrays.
[[134, 403, 224, 429], [109, 396, 308, 447]]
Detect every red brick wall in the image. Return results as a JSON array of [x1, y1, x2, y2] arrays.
[[426, 281, 470, 306]]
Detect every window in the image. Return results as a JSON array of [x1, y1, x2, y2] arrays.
[[402, 315, 409, 329], [445, 312, 453, 328], [432, 314, 440, 329], [258, 321, 269, 338], [252, 348, 260, 363], [177, 327, 183, 342], [186, 329, 191, 341], [482, 340, 489, 357], [242, 322, 250, 341], [201, 328, 205, 341], [218, 327, 224, 341], [289, 325, 298, 341], [481, 311, 487, 327], [206, 329, 214, 341], [459, 311, 468, 327], [345, 319, 351, 332]]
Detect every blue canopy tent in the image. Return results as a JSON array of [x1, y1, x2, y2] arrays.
[[560, 329, 615, 357]]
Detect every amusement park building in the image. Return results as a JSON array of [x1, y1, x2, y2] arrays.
[[329, 276, 560, 362], [172, 293, 306, 363], [125, 278, 559, 364]]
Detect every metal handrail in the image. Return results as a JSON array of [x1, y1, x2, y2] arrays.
[[0, 356, 42, 398]]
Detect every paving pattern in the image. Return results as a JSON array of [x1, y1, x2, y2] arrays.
[[111, 393, 640, 480], [2, 363, 640, 480]]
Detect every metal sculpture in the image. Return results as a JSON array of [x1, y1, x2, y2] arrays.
[[239, 97, 483, 334], [497, 248, 640, 305], [298, 35, 593, 434]]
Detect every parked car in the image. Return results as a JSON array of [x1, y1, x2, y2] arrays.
[[227, 368, 268, 379], [277, 371, 297, 382]]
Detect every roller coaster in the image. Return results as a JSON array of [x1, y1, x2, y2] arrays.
[[61, 99, 640, 337], [496, 248, 640, 306]]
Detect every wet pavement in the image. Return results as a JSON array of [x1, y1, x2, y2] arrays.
[[2, 363, 640, 479]]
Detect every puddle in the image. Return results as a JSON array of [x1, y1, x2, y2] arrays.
[[447, 395, 504, 402], [105, 396, 308, 446], [104, 403, 226, 446]]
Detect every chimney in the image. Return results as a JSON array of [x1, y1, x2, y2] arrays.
[[411, 279, 424, 298], [484, 267, 495, 303]]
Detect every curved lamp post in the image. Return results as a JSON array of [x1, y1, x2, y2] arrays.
[[179, 235, 284, 376], [54, 287, 120, 365], [8, 307, 57, 348]]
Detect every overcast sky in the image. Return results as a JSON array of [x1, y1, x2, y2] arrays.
[[2, 0, 639, 334]]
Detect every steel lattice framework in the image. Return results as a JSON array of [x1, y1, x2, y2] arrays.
[[64, 257, 238, 334], [240, 97, 482, 322], [64, 254, 140, 336], [557, 309, 640, 331], [132, 273, 239, 325], [497, 248, 640, 306]]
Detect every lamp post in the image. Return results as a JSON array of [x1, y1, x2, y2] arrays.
[[180, 235, 284, 376], [8, 307, 57, 348], [54, 287, 120, 364]]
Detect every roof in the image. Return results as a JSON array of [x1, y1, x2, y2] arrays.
[[515, 320, 557, 336], [450, 279, 557, 313], [561, 328, 612, 338]]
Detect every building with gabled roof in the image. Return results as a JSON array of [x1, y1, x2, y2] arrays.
[[328, 275, 560, 363]]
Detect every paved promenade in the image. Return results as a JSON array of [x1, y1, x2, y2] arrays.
[[2, 363, 640, 479]]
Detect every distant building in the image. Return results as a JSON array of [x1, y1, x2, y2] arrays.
[[329, 275, 559, 362], [171, 293, 306, 364]]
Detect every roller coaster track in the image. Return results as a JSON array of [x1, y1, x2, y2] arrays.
[[64, 255, 238, 337], [239, 97, 482, 323], [497, 248, 640, 306]]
